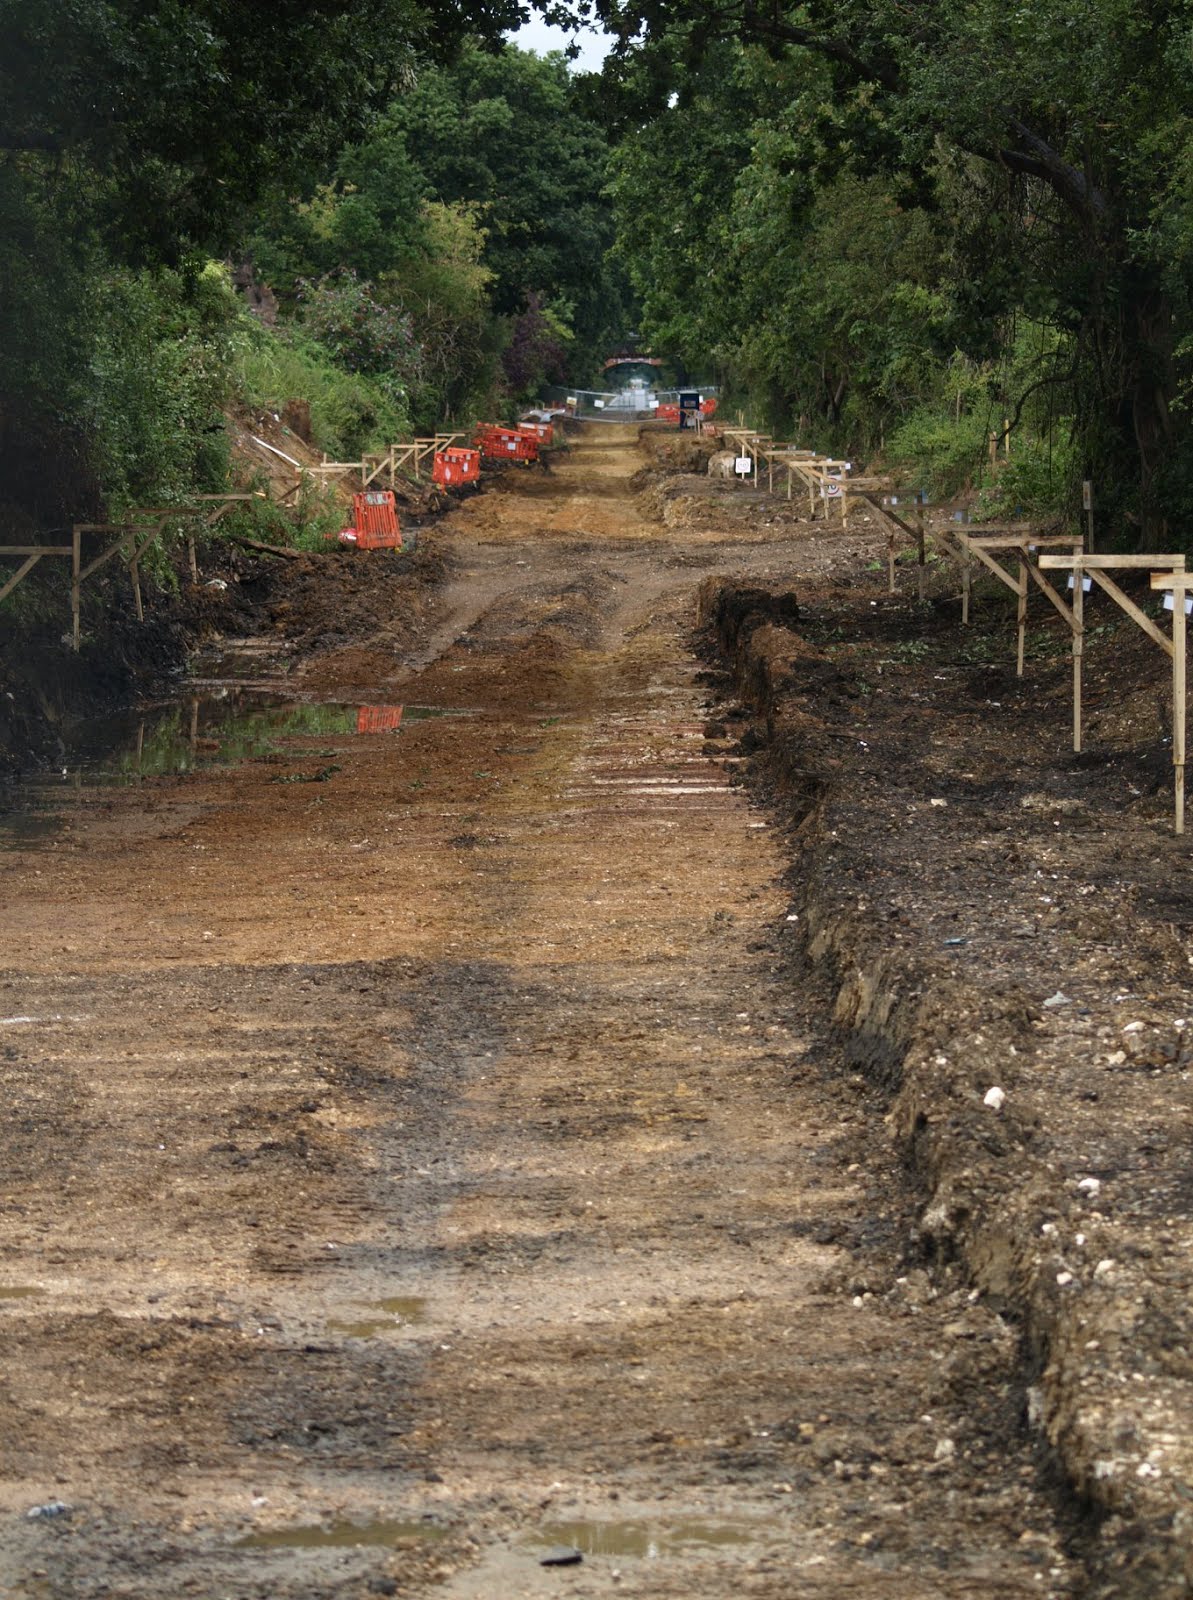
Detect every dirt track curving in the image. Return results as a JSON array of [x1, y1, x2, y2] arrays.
[[4, 422, 1186, 1597]]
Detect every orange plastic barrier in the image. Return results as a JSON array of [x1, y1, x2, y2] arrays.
[[432, 446, 481, 487], [330, 490, 402, 549], [519, 420, 554, 446], [700, 397, 718, 415], [357, 705, 404, 734], [475, 425, 538, 463], [655, 404, 680, 423]]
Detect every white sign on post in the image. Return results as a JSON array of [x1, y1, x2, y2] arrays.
[[734, 457, 752, 475], [1082, 480, 1093, 511], [1163, 592, 1193, 615]]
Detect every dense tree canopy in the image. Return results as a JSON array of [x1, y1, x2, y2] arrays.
[[8, 0, 1193, 549], [584, 0, 1193, 543]]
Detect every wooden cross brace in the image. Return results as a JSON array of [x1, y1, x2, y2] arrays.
[[1038, 553, 1188, 834], [848, 488, 924, 593], [942, 533, 1082, 674]]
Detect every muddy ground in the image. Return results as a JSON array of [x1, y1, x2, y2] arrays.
[[0, 425, 1189, 1597]]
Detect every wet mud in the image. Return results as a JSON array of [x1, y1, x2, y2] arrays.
[[0, 424, 1181, 1597]]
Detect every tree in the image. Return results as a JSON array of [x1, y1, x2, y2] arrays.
[[581, 0, 1193, 545]]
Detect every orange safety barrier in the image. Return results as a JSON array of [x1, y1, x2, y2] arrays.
[[700, 397, 718, 415], [357, 704, 404, 734], [519, 420, 554, 446], [432, 446, 482, 487], [327, 490, 402, 549], [475, 425, 538, 463], [655, 404, 680, 423]]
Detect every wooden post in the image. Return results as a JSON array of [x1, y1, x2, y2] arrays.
[[1015, 558, 1026, 676], [1174, 586, 1186, 835], [961, 548, 971, 624], [187, 531, 198, 583], [71, 525, 81, 651], [915, 508, 926, 604], [1071, 563, 1084, 751], [786, 466, 793, 502], [1082, 479, 1095, 553], [888, 535, 896, 595], [129, 536, 144, 623]]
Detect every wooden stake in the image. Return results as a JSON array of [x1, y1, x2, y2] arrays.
[[71, 525, 81, 651], [1016, 558, 1027, 678], [915, 509, 926, 604], [129, 536, 144, 623], [1071, 561, 1083, 752], [1174, 587, 1186, 834]]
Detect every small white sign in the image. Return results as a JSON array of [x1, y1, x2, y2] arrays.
[[735, 456, 752, 474], [1162, 592, 1193, 614], [1066, 575, 1093, 592], [822, 481, 842, 497], [1082, 479, 1093, 511], [594, 399, 605, 409]]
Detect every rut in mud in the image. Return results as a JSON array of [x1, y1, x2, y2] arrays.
[[0, 428, 1080, 1598]]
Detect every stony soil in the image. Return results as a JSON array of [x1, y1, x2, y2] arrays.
[[0, 424, 1188, 1597]]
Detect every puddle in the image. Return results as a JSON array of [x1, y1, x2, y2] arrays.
[[327, 1296, 427, 1338], [0, 1286, 45, 1300], [236, 1517, 447, 1551], [12, 694, 479, 786], [533, 1519, 761, 1559], [0, 808, 62, 850]]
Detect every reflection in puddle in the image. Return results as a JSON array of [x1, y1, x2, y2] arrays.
[[236, 1517, 446, 1551], [534, 1519, 761, 1559], [328, 1296, 427, 1338], [12, 694, 478, 786], [0, 1286, 45, 1300]]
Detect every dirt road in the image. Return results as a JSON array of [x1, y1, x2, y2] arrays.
[[1, 428, 1076, 1596]]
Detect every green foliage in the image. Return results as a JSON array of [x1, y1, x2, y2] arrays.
[[89, 263, 239, 513], [248, 44, 625, 416], [591, 0, 1193, 547], [235, 319, 409, 459], [976, 437, 1079, 523]]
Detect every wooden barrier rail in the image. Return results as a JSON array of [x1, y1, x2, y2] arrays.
[[0, 495, 253, 649]]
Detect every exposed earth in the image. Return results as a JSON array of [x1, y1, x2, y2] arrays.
[[0, 425, 1190, 1598]]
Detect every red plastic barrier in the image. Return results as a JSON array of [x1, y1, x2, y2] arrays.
[[519, 420, 554, 446], [433, 446, 481, 487], [475, 425, 538, 463], [700, 397, 718, 415], [357, 705, 404, 734], [655, 404, 680, 423], [328, 490, 402, 549]]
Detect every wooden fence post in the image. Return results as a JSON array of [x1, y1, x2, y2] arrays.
[[71, 525, 81, 650]]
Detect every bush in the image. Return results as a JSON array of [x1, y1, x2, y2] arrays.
[[89, 263, 240, 514], [235, 317, 409, 458]]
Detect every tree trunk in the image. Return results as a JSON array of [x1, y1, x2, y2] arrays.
[[1128, 282, 1175, 553]]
